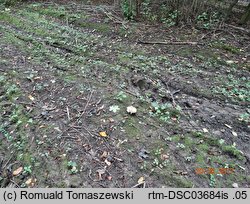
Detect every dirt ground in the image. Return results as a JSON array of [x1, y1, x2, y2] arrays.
[[0, 0, 250, 188]]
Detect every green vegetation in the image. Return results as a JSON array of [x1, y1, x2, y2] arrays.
[[150, 101, 181, 122]]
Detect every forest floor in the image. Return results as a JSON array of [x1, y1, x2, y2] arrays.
[[0, 1, 250, 188]]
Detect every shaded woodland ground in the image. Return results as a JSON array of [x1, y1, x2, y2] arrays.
[[0, 0, 250, 187]]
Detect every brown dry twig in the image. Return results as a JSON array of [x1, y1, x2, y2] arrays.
[[100, 8, 128, 29], [131, 182, 146, 188], [225, 24, 250, 35], [138, 39, 201, 46]]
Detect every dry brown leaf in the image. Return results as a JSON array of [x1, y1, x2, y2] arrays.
[[99, 131, 107, 137], [107, 175, 112, 181], [109, 118, 115, 123], [100, 151, 108, 159], [13, 167, 23, 176], [28, 95, 35, 101], [96, 169, 106, 180], [138, 176, 145, 184], [161, 154, 169, 160], [25, 178, 32, 186], [25, 178, 37, 187], [104, 159, 112, 166]]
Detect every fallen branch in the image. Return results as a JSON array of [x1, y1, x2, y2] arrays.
[[100, 8, 128, 29], [138, 39, 200, 45], [225, 24, 250, 35]]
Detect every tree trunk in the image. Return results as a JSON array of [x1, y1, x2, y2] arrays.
[[225, 0, 239, 22], [239, 2, 250, 25]]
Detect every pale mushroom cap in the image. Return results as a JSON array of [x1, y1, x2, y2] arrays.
[[127, 106, 137, 114]]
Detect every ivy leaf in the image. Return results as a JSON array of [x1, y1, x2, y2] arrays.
[[109, 105, 120, 113]]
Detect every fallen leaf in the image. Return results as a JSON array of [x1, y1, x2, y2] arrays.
[[171, 117, 177, 121], [34, 76, 42, 80], [198, 139, 204, 144], [203, 128, 209, 133], [232, 131, 237, 137], [96, 169, 106, 180], [100, 151, 108, 159], [13, 167, 23, 176], [107, 175, 112, 181], [161, 154, 169, 160], [99, 131, 108, 137], [138, 176, 145, 184], [54, 127, 62, 132], [104, 159, 111, 166], [127, 106, 137, 114], [226, 60, 234, 64], [25, 178, 37, 187], [25, 178, 32, 186], [232, 183, 239, 188], [28, 95, 35, 101], [71, 166, 77, 172], [109, 118, 115, 123]]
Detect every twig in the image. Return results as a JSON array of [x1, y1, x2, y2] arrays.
[[225, 24, 250, 35], [83, 90, 94, 114], [70, 127, 90, 144], [10, 179, 20, 188], [138, 39, 200, 45], [88, 168, 94, 181], [123, 89, 138, 97], [66, 106, 71, 121], [131, 182, 146, 188], [69, 125, 95, 138], [2, 154, 15, 170], [77, 90, 94, 121], [100, 8, 128, 29]]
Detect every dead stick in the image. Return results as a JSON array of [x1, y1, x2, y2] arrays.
[[83, 90, 94, 114], [78, 90, 94, 120], [66, 106, 71, 121], [138, 40, 200, 45], [225, 24, 250, 34]]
